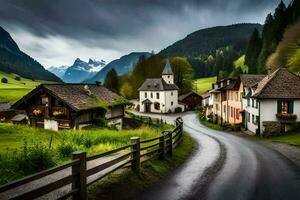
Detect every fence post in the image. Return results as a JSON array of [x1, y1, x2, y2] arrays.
[[159, 132, 165, 160], [166, 131, 173, 157], [72, 151, 87, 200], [131, 137, 140, 174]]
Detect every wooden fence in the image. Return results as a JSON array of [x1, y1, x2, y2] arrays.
[[0, 117, 184, 200]]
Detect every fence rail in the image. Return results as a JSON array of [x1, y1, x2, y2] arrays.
[[0, 117, 184, 200]]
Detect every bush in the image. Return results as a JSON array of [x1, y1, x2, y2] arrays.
[[16, 142, 55, 175], [57, 143, 75, 158], [15, 76, 21, 81], [1, 78, 8, 83], [175, 107, 182, 113]]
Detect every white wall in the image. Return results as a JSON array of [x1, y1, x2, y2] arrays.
[[162, 75, 174, 84], [44, 119, 58, 131], [139, 90, 180, 113], [244, 98, 259, 134]]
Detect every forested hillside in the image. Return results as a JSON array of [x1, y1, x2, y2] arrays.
[[160, 23, 262, 57], [245, 0, 300, 74], [0, 27, 61, 82]]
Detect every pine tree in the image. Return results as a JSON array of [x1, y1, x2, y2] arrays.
[[104, 68, 118, 93], [245, 28, 262, 74]]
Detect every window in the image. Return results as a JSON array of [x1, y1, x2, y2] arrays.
[[171, 101, 174, 106], [154, 102, 160, 110], [252, 114, 255, 124], [151, 92, 153, 98], [168, 75, 170, 78], [252, 99, 254, 107], [247, 112, 250, 122], [236, 109, 240, 120], [145, 92, 147, 98], [156, 93, 159, 99], [255, 100, 258, 108], [247, 98, 250, 106], [171, 92, 173, 96], [277, 100, 294, 114], [224, 105, 226, 113], [41, 96, 48, 105], [231, 107, 234, 118], [256, 116, 259, 125]]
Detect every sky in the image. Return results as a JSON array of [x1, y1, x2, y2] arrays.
[[0, 0, 290, 68]]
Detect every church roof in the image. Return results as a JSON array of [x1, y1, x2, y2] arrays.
[[138, 78, 179, 91], [162, 59, 174, 75]]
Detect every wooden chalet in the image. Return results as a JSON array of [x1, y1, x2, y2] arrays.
[[12, 84, 128, 130], [178, 92, 202, 110]]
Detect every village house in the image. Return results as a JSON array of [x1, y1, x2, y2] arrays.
[[240, 74, 266, 134], [138, 60, 185, 113], [222, 79, 242, 125], [209, 78, 235, 124], [12, 84, 128, 131], [245, 68, 300, 136], [201, 92, 213, 118], [0, 102, 16, 122], [178, 91, 202, 111]]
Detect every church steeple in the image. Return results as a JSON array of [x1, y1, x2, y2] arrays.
[[162, 59, 174, 84]]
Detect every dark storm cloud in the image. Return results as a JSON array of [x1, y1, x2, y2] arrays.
[[0, 0, 287, 67], [0, 0, 278, 41]]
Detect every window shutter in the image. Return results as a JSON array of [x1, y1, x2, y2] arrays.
[[277, 100, 282, 114], [288, 100, 294, 113]]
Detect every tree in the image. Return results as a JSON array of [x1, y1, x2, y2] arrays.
[[170, 57, 193, 94], [120, 82, 133, 99], [104, 68, 118, 93], [1, 78, 8, 83], [245, 28, 262, 74]]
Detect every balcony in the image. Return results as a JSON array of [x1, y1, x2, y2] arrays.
[[51, 106, 69, 119], [276, 113, 297, 122]]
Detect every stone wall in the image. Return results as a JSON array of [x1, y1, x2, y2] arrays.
[[262, 121, 281, 137]]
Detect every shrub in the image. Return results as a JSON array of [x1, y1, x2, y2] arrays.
[[57, 143, 75, 158], [175, 107, 182, 113], [16, 142, 55, 175], [15, 76, 21, 81], [1, 78, 8, 83]]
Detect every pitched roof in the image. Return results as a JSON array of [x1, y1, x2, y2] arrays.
[[138, 78, 179, 91], [200, 92, 210, 99], [178, 92, 202, 101], [162, 59, 174, 75], [13, 84, 128, 112], [252, 68, 300, 99], [240, 74, 266, 88]]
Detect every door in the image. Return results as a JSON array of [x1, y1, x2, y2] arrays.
[[145, 103, 151, 113]]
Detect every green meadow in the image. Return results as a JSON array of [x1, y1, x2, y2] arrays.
[[0, 122, 170, 184], [0, 71, 53, 103], [193, 76, 217, 95]]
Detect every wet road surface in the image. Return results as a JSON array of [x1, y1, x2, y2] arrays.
[[136, 112, 300, 200]]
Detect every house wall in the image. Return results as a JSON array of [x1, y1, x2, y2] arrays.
[[139, 90, 181, 113], [260, 99, 300, 134], [224, 89, 242, 125]]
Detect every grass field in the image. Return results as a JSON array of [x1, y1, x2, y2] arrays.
[[0, 122, 169, 184], [0, 71, 53, 103], [266, 132, 300, 147], [234, 55, 248, 73], [193, 76, 217, 95]]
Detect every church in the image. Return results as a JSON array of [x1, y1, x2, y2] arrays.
[[138, 60, 185, 113]]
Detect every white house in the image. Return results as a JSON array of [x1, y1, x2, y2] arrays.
[[245, 68, 300, 136], [138, 60, 185, 113], [240, 74, 266, 134]]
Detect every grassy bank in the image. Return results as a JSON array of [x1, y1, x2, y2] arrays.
[[193, 76, 216, 95], [0, 123, 169, 185], [197, 112, 224, 131], [266, 132, 300, 147], [0, 71, 53, 103], [88, 133, 194, 199]]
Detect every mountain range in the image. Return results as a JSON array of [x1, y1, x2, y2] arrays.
[[49, 58, 106, 83], [84, 52, 152, 83], [0, 26, 61, 82], [160, 23, 263, 57]]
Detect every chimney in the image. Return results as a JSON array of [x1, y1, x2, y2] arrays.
[[84, 85, 92, 96]]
